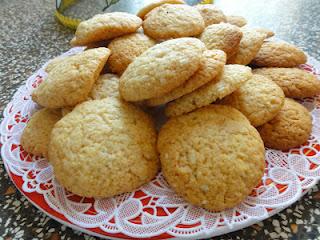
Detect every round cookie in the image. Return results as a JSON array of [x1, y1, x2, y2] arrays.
[[226, 15, 247, 27], [143, 4, 205, 40], [195, 4, 226, 27], [227, 28, 267, 65], [146, 49, 226, 106], [107, 33, 156, 75], [253, 67, 320, 98], [70, 12, 142, 46], [251, 41, 307, 67], [90, 73, 120, 99], [21, 108, 61, 158], [220, 74, 285, 127], [137, 0, 185, 19], [158, 105, 265, 211], [200, 23, 243, 58], [32, 47, 110, 108], [119, 38, 205, 101], [165, 64, 252, 117], [49, 98, 159, 198], [258, 98, 312, 150]]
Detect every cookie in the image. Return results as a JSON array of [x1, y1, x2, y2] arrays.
[[254, 27, 274, 38], [195, 4, 227, 27], [158, 105, 265, 211], [32, 48, 110, 108], [45, 56, 68, 73], [251, 41, 307, 67], [90, 73, 120, 100], [21, 108, 61, 158], [200, 23, 242, 58], [165, 64, 252, 117], [137, 0, 185, 19], [146, 49, 226, 106], [143, 4, 205, 40], [220, 74, 285, 127], [120, 38, 205, 101], [226, 15, 247, 27], [49, 97, 159, 198], [70, 12, 142, 46], [227, 28, 267, 65], [253, 67, 320, 98], [107, 33, 156, 75], [257, 98, 312, 150]]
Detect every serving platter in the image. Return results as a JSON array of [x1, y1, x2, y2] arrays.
[[1, 47, 320, 239]]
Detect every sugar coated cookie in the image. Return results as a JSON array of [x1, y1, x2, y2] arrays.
[[253, 67, 320, 98], [32, 48, 110, 108], [165, 64, 252, 117], [257, 98, 312, 150], [119, 38, 205, 101], [158, 105, 265, 211], [71, 12, 142, 46], [21, 108, 61, 158], [90, 73, 120, 100], [226, 15, 247, 27], [143, 4, 205, 40], [137, 0, 185, 19], [146, 49, 226, 106], [195, 4, 227, 27], [251, 41, 307, 67], [220, 74, 285, 127], [49, 98, 159, 198], [200, 23, 242, 58], [254, 27, 275, 38], [227, 28, 267, 65], [107, 33, 156, 75]]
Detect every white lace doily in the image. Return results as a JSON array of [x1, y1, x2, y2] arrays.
[[1, 47, 320, 239]]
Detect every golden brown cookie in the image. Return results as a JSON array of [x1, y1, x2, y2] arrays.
[[107, 33, 156, 75], [90, 73, 120, 100], [254, 27, 275, 38], [143, 4, 205, 40], [49, 97, 159, 198], [253, 67, 320, 98], [195, 4, 227, 27], [257, 98, 312, 150], [220, 74, 285, 127], [165, 64, 252, 117], [21, 108, 61, 158], [227, 28, 267, 65], [119, 38, 205, 101], [70, 12, 142, 46], [146, 49, 226, 106], [137, 0, 185, 19], [200, 23, 242, 58], [226, 15, 247, 27], [158, 105, 265, 211], [251, 41, 307, 67], [32, 48, 110, 108]]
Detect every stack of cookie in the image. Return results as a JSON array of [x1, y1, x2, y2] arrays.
[[21, 0, 320, 211]]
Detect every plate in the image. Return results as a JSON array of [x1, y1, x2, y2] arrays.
[[1, 47, 320, 239]]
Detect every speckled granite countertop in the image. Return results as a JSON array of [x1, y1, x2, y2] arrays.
[[0, 0, 319, 239]]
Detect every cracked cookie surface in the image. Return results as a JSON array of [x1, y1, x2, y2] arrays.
[[158, 105, 265, 211], [49, 98, 159, 198]]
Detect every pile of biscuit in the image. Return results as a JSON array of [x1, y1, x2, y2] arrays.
[[21, 0, 320, 211]]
